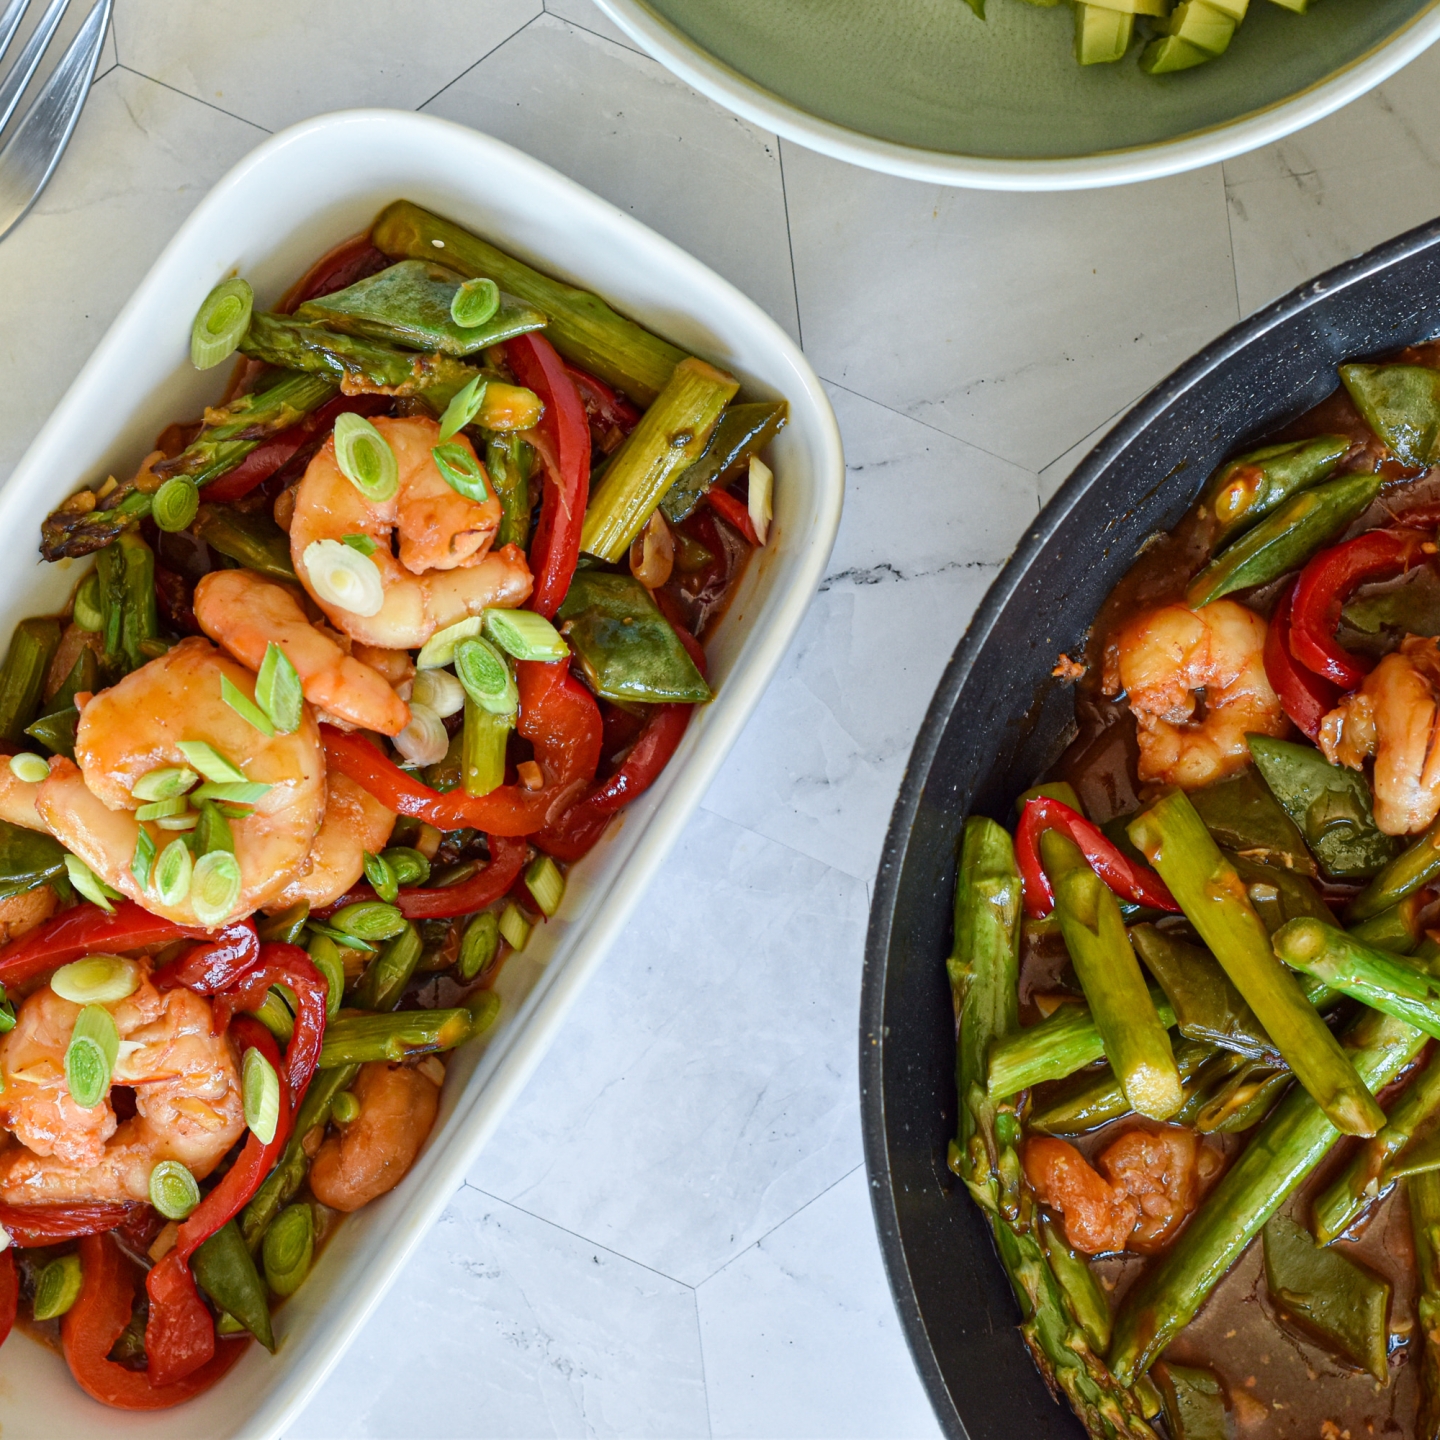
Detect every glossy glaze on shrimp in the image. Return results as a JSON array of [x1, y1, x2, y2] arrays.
[[269, 771, 395, 910], [1104, 598, 1288, 790], [289, 415, 533, 649], [37, 638, 326, 924]]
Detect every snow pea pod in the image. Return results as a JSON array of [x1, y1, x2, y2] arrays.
[[1153, 1363, 1229, 1440], [191, 1219, 274, 1351], [1341, 362, 1440, 468], [1187, 766, 1315, 875], [1201, 433, 1351, 547], [0, 819, 66, 902], [0, 617, 60, 745], [1186, 471, 1382, 607], [661, 401, 788, 524], [557, 572, 710, 705], [24, 645, 98, 759], [196, 505, 296, 584]]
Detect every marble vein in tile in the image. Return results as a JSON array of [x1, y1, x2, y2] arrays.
[[697, 1166, 942, 1440], [703, 383, 1038, 882], [1225, 45, 1440, 318], [0, 69, 262, 487], [784, 146, 1237, 473], [543, 0, 645, 52], [1038, 406, 1126, 506], [423, 12, 800, 342], [113, 0, 541, 132], [288, 1186, 708, 1440], [470, 808, 867, 1287]]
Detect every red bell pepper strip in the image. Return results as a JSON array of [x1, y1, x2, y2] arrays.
[[1016, 797, 1179, 920], [203, 394, 390, 502], [0, 901, 207, 989], [0, 1202, 134, 1248], [64, 1234, 245, 1409], [1264, 579, 1340, 742], [155, 920, 260, 996], [323, 661, 602, 837], [1289, 528, 1430, 688], [506, 333, 591, 618], [566, 362, 641, 454], [211, 946, 327, 1099], [0, 1250, 15, 1351], [706, 486, 760, 547], [145, 1017, 290, 1386], [326, 834, 529, 919]]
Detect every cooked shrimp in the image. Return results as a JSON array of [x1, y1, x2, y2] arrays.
[[268, 772, 395, 911], [1320, 635, 1440, 835], [309, 1060, 440, 1212], [194, 569, 410, 736], [1022, 1136, 1139, 1255], [36, 638, 326, 925], [1104, 599, 1288, 790], [289, 415, 533, 650], [0, 760, 48, 832], [1095, 1124, 1200, 1253], [0, 972, 244, 1203]]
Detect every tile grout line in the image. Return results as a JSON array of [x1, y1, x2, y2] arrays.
[[544, 2, 652, 58], [776, 137, 805, 352], [113, 65, 271, 133], [694, 796, 884, 888], [414, 7, 547, 113], [692, 1283, 717, 1440]]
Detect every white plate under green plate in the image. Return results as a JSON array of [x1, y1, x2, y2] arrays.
[[595, 0, 1440, 188]]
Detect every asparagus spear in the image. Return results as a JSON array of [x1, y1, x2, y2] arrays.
[[1042, 830, 1182, 1120], [1128, 791, 1384, 1137], [1347, 895, 1425, 954], [1410, 1167, 1440, 1437], [1349, 815, 1440, 922], [352, 921, 423, 1012], [0, 618, 60, 744], [318, 1006, 472, 1067], [370, 200, 687, 405], [1273, 918, 1440, 1040], [1108, 1007, 1425, 1385], [1312, 1043, 1440, 1243], [1029, 1038, 1216, 1136]]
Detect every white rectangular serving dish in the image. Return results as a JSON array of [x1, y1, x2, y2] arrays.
[[0, 109, 843, 1439]]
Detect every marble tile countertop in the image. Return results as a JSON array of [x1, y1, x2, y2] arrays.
[[3, 3, 1440, 1435]]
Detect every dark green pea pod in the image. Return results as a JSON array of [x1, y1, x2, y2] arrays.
[[295, 260, 547, 357], [1188, 767, 1315, 875], [1263, 1212, 1390, 1380], [26, 644, 96, 758], [1227, 852, 1335, 934], [0, 817, 67, 902], [1348, 893, 1424, 955], [192, 1219, 275, 1351], [486, 433, 534, 550], [660, 401, 788, 524], [557, 572, 711, 705], [197, 505, 296, 583], [1343, 564, 1440, 639], [424, 727, 464, 795], [1130, 923, 1278, 1061], [0, 617, 61, 744], [1200, 434, 1351, 547], [1341, 362, 1440, 468], [353, 921, 423, 1012], [1152, 1362, 1230, 1440], [1350, 815, 1440, 922], [258, 900, 311, 946], [1248, 735, 1399, 880], [1185, 471, 1383, 608], [25, 708, 77, 759], [1193, 1058, 1293, 1134]]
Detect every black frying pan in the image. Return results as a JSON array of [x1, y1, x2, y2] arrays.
[[860, 213, 1440, 1440]]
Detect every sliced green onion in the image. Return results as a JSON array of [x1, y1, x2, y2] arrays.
[[192, 780, 272, 805], [341, 533, 378, 556], [66, 1004, 118, 1109], [132, 766, 199, 803], [131, 828, 156, 892], [153, 477, 200, 533], [250, 986, 295, 1043], [155, 838, 194, 906], [498, 902, 531, 953], [453, 637, 518, 716], [156, 812, 200, 832], [0, 989, 14, 1036], [305, 919, 376, 955], [483, 608, 569, 662], [176, 742, 247, 784], [262, 1203, 314, 1297], [135, 796, 189, 822], [411, 667, 465, 718], [364, 850, 399, 904], [437, 374, 489, 443], [8, 752, 48, 783], [333, 413, 399, 502], [65, 855, 120, 913], [458, 911, 500, 981], [193, 801, 235, 860], [450, 277, 500, 330], [192, 851, 242, 926], [73, 572, 103, 632], [332, 1089, 361, 1124], [525, 854, 565, 919], [242, 1045, 280, 1145], [32, 1254, 84, 1320], [52, 956, 139, 1006], [303, 539, 385, 618], [331, 900, 407, 943], [393, 702, 449, 767], [258, 900, 310, 946], [256, 642, 303, 735], [149, 1160, 201, 1220], [191, 277, 254, 370], [431, 442, 489, 503], [416, 616, 484, 670], [382, 847, 431, 889], [306, 932, 345, 1019], [220, 674, 276, 737], [748, 455, 773, 546]]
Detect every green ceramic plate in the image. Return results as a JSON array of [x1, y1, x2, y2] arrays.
[[595, 0, 1440, 187]]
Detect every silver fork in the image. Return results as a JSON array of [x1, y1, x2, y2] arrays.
[[0, 0, 111, 244]]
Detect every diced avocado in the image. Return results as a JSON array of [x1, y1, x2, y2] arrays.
[[1267, 0, 1309, 12], [1203, 0, 1249, 19], [1140, 33, 1211, 69], [1082, 0, 1169, 17], [1167, 1, 1236, 52], [1075, 3, 1134, 62]]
